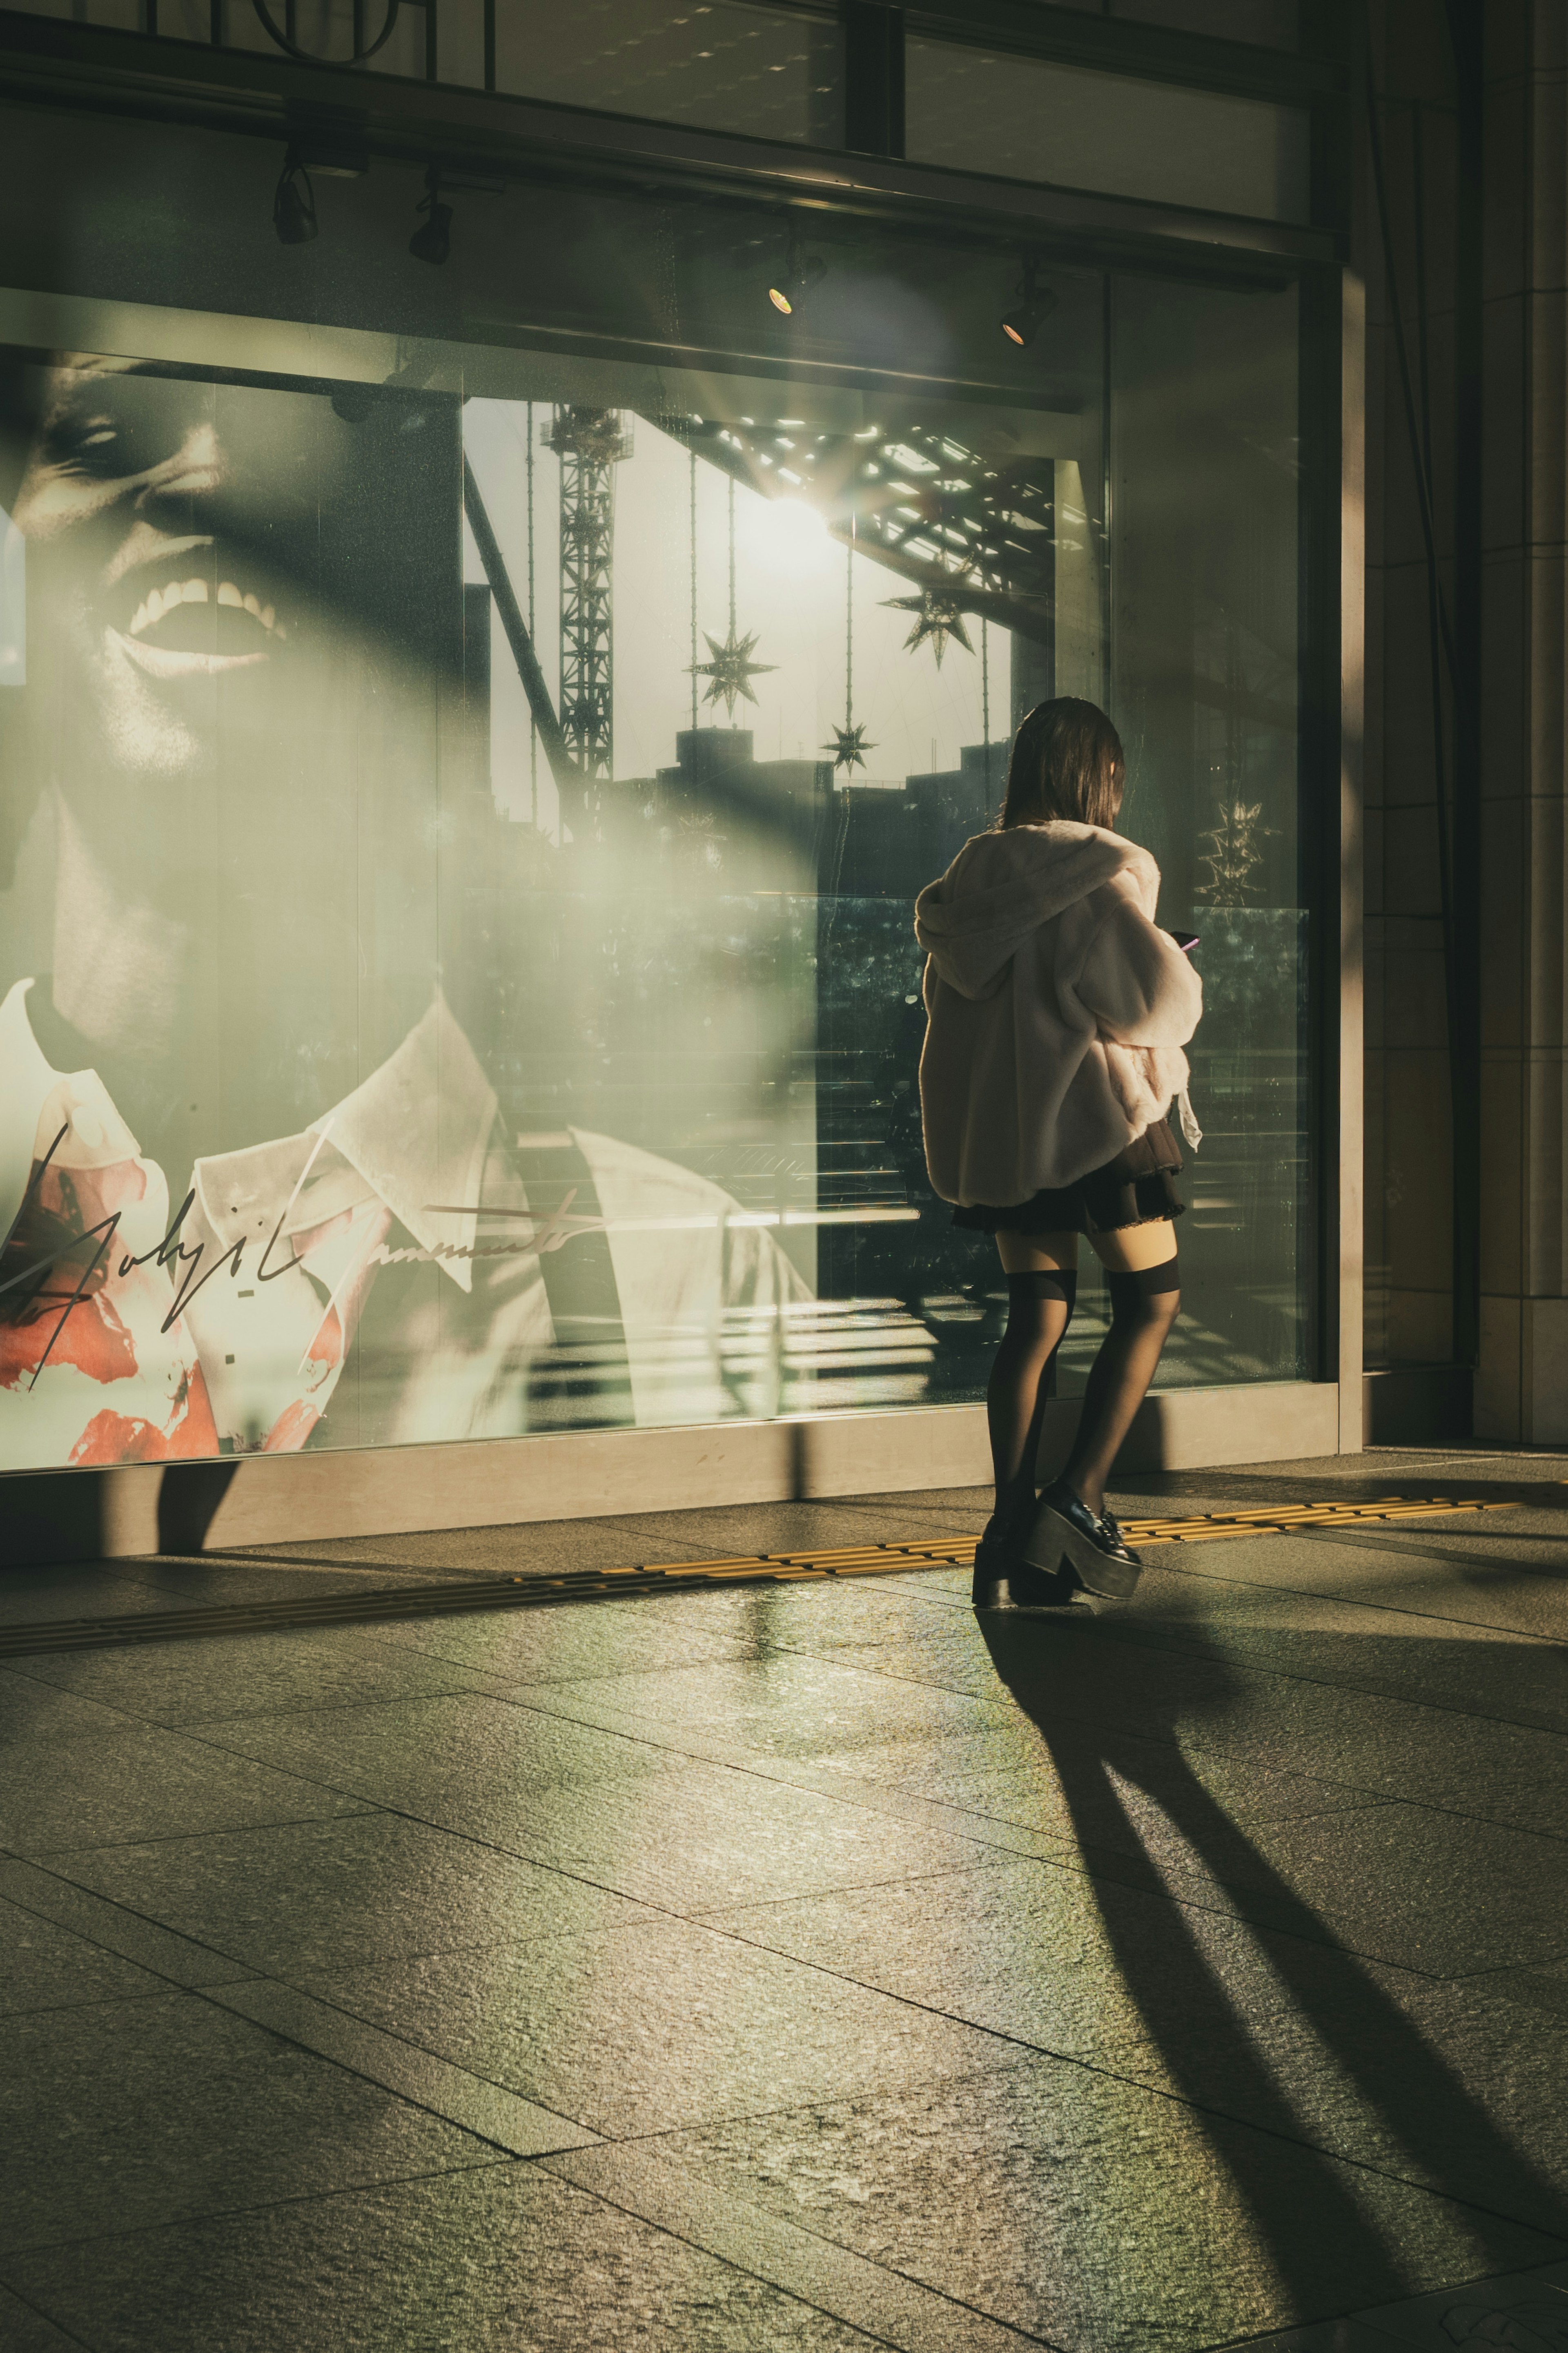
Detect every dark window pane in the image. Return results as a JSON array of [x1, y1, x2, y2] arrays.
[[496, 1, 844, 145], [906, 39, 1311, 222]]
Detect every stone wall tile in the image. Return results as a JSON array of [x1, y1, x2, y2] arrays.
[[1480, 1053, 1525, 1291], [1477, 1292, 1523, 1438]]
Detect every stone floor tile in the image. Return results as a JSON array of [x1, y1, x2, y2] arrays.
[[1352, 2261, 1568, 2347], [0, 1893, 168, 2017], [227, 1513, 744, 1577], [1091, 1571, 1568, 1735], [705, 1857, 1181, 2075], [969, 1609, 1568, 1805], [0, 1990, 503, 2257], [857, 1734, 1382, 1848], [47, 1811, 658, 1978], [1410, 1771, 1568, 1842], [9, 1627, 496, 1727], [738, 1582, 1007, 1659], [0, 1671, 148, 1747], [1221, 2326, 1408, 2351], [305, 1914, 1016, 2138], [610, 1499, 971, 1559], [209, 1979, 601, 2157], [0, 1564, 191, 1628], [1, 1724, 370, 1855], [459, 1747, 1004, 1911], [655, 2057, 1562, 2353], [191, 1688, 692, 1816], [0, 2282, 86, 2352], [543, 2141, 1047, 2352], [526, 1648, 1016, 1764], [1121, 1952, 1568, 2237], [365, 1587, 779, 1683], [711, 1859, 1568, 2235], [0, 1859, 258, 1989], [1126, 1800, 1568, 1973], [0, 2163, 902, 2353], [1168, 1527, 1568, 1646]]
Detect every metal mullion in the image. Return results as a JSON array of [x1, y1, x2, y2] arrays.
[[844, 0, 904, 161]]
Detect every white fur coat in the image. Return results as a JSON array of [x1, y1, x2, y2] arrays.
[[914, 821, 1203, 1207]]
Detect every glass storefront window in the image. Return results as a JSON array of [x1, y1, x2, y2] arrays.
[[4, 0, 845, 142], [905, 40, 1312, 222], [492, 0, 844, 144], [0, 202, 1309, 1472]]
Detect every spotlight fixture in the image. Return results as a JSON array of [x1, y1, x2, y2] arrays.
[[409, 168, 452, 267], [767, 236, 824, 317], [1000, 259, 1056, 350], [273, 148, 318, 246]]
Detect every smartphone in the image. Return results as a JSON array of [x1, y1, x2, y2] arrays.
[[1167, 928, 1200, 954]]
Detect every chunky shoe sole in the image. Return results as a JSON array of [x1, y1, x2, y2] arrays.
[[1020, 1503, 1142, 1599], [972, 1539, 1080, 1613], [992, 1569, 1081, 1613]]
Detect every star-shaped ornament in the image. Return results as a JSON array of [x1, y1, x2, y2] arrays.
[[822, 720, 876, 773], [688, 628, 777, 719], [882, 588, 974, 668]]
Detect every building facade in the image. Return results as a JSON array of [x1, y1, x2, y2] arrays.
[[0, 0, 1533, 1559]]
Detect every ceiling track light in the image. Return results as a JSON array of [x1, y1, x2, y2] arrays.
[[1001, 257, 1056, 350], [768, 234, 825, 318], [409, 167, 452, 265], [273, 147, 318, 245]]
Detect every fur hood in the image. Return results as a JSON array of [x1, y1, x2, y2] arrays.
[[915, 823, 1160, 1001]]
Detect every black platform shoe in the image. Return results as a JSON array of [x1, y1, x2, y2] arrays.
[[971, 1535, 1079, 1613], [1020, 1480, 1143, 1599]]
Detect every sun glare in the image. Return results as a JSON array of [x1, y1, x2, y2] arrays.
[[741, 494, 834, 581]]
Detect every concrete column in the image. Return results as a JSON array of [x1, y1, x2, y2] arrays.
[[1477, 4, 1568, 1439]]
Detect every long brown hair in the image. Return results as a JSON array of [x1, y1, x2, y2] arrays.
[[998, 697, 1125, 831]]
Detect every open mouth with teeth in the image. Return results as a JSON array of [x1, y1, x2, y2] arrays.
[[108, 561, 288, 680]]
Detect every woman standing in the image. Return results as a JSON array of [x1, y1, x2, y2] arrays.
[[915, 698, 1203, 1608]]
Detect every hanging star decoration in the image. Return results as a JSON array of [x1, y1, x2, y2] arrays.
[[688, 628, 777, 720], [881, 587, 975, 668], [822, 721, 876, 773]]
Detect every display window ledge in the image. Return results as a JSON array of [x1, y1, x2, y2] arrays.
[[0, 1385, 1343, 1568]]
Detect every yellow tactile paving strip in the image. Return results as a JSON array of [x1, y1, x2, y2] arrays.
[[1114, 1495, 1518, 1544], [0, 1498, 1519, 1659]]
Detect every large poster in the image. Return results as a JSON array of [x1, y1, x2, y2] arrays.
[[0, 355, 819, 1470]]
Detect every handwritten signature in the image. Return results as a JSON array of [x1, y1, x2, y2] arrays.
[[0, 1121, 599, 1390]]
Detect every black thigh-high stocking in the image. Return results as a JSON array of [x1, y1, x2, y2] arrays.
[[985, 1269, 1077, 1546], [1058, 1255, 1180, 1518]]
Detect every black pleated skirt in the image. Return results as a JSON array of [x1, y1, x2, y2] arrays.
[[950, 1118, 1185, 1239]]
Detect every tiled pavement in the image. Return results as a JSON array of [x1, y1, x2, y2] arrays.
[[1, 1446, 1567, 2351]]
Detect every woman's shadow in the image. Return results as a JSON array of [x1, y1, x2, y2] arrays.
[[976, 1605, 1568, 2312]]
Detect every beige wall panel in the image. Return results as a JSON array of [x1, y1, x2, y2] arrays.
[[1383, 937, 1451, 1048], [1385, 1287, 1456, 1363], [1479, 792, 1527, 1046], [1381, 1050, 1453, 1274], [1476, 1292, 1523, 1438], [1479, 1051, 1526, 1292], [1381, 802, 1444, 915], [1526, 1296, 1568, 1444]]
